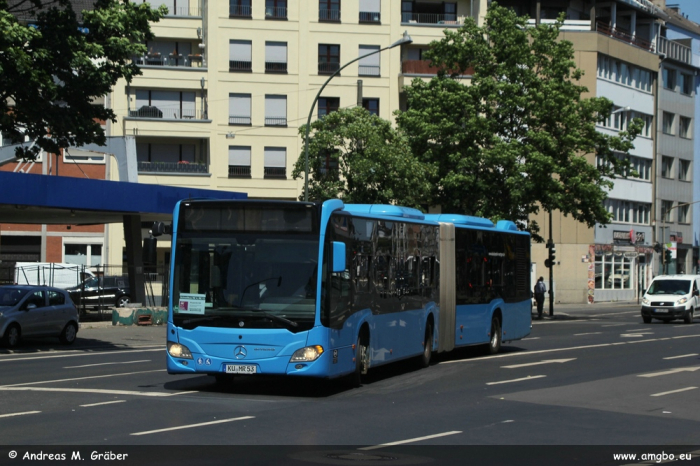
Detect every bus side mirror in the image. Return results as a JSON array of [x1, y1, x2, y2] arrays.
[[332, 242, 346, 273]]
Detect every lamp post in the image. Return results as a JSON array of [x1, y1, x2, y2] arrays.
[[303, 31, 413, 202]]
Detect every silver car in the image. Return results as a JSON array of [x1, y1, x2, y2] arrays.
[[0, 285, 79, 348]]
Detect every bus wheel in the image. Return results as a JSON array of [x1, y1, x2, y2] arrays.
[[487, 316, 502, 355], [418, 322, 433, 368], [349, 335, 368, 388]]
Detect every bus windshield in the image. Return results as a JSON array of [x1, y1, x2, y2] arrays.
[[171, 201, 320, 332]]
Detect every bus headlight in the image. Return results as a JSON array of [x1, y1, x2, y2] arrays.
[[167, 342, 193, 359], [290, 345, 324, 362]]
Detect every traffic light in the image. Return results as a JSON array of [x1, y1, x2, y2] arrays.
[[544, 258, 552, 268], [664, 249, 672, 264], [545, 242, 556, 268]]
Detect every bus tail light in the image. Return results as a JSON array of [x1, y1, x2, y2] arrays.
[[167, 341, 193, 359], [290, 345, 324, 362]]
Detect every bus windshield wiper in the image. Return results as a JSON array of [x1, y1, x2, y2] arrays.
[[181, 315, 232, 325], [248, 309, 299, 328]]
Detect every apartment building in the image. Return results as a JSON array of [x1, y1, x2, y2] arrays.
[[104, 0, 483, 265]]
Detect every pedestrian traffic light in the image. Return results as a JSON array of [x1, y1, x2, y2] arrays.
[[664, 249, 672, 263]]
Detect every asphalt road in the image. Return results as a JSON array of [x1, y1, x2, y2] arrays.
[[1, 304, 699, 466]]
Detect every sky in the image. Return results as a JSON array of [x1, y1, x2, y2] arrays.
[[666, 0, 700, 24]]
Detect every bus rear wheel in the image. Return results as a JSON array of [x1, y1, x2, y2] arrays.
[[487, 316, 502, 355], [417, 322, 433, 368]]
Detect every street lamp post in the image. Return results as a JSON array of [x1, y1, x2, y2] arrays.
[[303, 31, 413, 202]]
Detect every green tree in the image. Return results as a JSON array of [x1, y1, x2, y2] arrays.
[[0, 0, 164, 159], [395, 4, 640, 238], [292, 106, 433, 208]]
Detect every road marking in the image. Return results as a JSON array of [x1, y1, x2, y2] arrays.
[[439, 333, 700, 364], [130, 416, 255, 436], [620, 333, 654, 338], [486, 375, 546, 385], [522, 337, 540, 340], [0, 387, 196, 398], [0, 411, 41, 418], [638, 366, 700, 378], [0, 348, 163, 363], [602, 324, 627, 327], [0, 369, 166, 387], [501, 359, 576, 369], [650, 387, 697, 397], [574, 332, 601, 336], [80, 400, 127, 407], [64, 360, 151, 369], [358, 431, 462, 451], [663, 354, 698, 360]]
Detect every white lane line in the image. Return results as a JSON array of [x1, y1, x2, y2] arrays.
[[620, 333, 654, 338], [651, 387, 698, 397], [64, 360, 151, 369], [0, 387, 196, 398], [0, 348, 163, 363], [602, 324, 627, 327], [358, 431, 462, 451], [0, 411, 41, 418], [574, 332, 602, 336], [80, 400, 127, 407], [638, 366, 700, 378], [130, 416, 255, 436], [522, 337, 540, 340], [501, 359, 576, 369], [0, 369, 166, 387], [486, 375, 546, 385], [664, 354, 699, 360]]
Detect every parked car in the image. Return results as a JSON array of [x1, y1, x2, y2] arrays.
[[641, 274, 700, 324], [0, 285, 79, 348], [66, 275, 131, 310]]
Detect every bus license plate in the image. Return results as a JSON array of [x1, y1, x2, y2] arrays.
[[225, 364, 257, 374]]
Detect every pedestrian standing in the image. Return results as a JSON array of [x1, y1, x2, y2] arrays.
[[534, 276, 546, 319]]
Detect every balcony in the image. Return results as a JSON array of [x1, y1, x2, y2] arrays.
[[657, 37, 692, 65], [402, 60, 436, 75], [229, 115, 251, 125], [139, 161, 208, 174], [133, 53, 205, 68], [596, 21, 654, 52], [229, 165, 251, 178], [319, 9, 340, 22], [401, 13, 462, 26], [229, 4, 251, 17], [265, 117, 287, 127], [229, 60, 252, 72], [359, 11, 380, 23], [265, 6, 287, 19], [265, 62, 288, 73], [128, 106, 206, 120], [358, 65, 380, 77], [164, 5, 201, 17], [264, 167, 286, 179], [318, 62, 340, 75]]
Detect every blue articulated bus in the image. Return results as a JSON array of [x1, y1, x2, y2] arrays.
[[165, 199, 531, 385]]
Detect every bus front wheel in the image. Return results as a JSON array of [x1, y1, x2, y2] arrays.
[[349, 335, 368, 388], [417, 322, 433, 368], [487, 316, 502, 355]]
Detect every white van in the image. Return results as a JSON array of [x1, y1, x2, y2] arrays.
[[641, 274, 700, 324], [14, 263, 95, 290]]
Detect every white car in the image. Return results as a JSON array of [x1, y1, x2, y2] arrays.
[[641, 275, 699, 324], [0, 285, 80, 348]]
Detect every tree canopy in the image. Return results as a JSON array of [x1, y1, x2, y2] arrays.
[[292, 106, 433, 208], [0, 0, 164, 159], [395, 4, 640, 237]]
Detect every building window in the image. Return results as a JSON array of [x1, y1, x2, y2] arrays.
[[133, 90, 196, 119], [136, 143, 201, 173], [662, 112, 675, 135], [319, 0, 340, 22], [230, 0, 252, 17], [265, 95, 287, 126], [680, 73, 693, 96], [63, 147, 106, 164], [228, 146, 251, 178], [362, 98, 379, 116], [678, 204, 690, 224], [663, 67, 676, 91], [679, 116, 692, 139], [597, 55, 652, 93], [64, 243, 103, 267], [359, 0, 380, 23], [662, 200, 674, 223], [264, 147, 286, 178], [265, 41, 287, 73], [605, 199, 650, 225], [265, 0, 287, 19], [318, 97, 340, 118], [661, 156, 674, 178], [599, 153, 652, 181], [318, 44, 340, 74], [594, 254, 633, 290], [229, 40, 252, 72], [229, 94, 251, 125], [679, 159, 691, 181], [358, 45, 380, 77]]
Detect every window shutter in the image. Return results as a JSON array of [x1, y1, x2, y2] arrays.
[[264, 147, 286, 167], [229, 40, 252, 61], [265, 42, 287, 63], [229, 146, 251, 166]]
